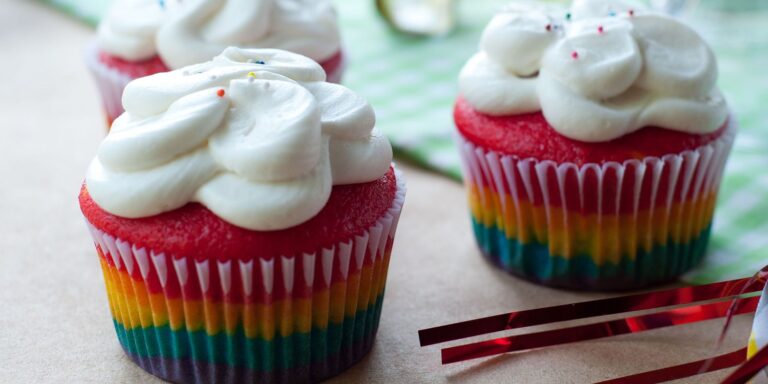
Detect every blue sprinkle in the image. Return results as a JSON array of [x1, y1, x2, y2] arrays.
[[608, 10, 616, 16], [158, 0, 165, 9]]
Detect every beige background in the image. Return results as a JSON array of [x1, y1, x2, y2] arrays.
[[0, 1, 755, 382]]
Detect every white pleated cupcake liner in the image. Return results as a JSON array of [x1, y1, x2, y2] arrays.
[[83, 168, 406, 383], [456, 121, 736, 290], [84, 41, 137, 124], [749, 285, 768, 361]]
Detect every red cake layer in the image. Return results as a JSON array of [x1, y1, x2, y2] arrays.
[[98, 51, 170, 78], [319, 50, 344, 78], [98, 50, 344, 80], [454, 97, 728, 166], [81, 168, 397, 263]]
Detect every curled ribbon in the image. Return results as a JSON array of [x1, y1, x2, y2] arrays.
[[419, 265, 768, 382]]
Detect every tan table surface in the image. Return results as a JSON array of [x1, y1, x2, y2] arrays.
[[0, 1, 755, 383]]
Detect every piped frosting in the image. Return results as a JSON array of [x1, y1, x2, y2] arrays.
[[86, 48, 392, 231], [459, 0, 727, 142], [97, 0, 341, 68]]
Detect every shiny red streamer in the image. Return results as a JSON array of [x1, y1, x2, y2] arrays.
[[420, 273, 767, 347], [583, 268, 768, 382], [596, 348, 746, 384], [721, 344, 768, 384], [441, 296, 759, 365]]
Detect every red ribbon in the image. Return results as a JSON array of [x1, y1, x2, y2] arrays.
[[420, 266, 768, 383], [721, 344, 768, 384], [441, 296, 759, 364], [420, 275, 764, 347], [596, 348, 747, 384]]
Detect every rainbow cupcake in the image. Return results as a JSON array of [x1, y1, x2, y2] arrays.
[[80, 48, 403, 383], [749, 284, 768, 361], [454, 0, 734, 290], [86, 0, 345, 126]]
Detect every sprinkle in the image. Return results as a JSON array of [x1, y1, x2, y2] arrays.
[[546, 24, 552, 32], [247, 72, 257, 78], [629, 9, 635, 16], [571, 51, 579, 60], [158, 0, 165, 8], [608, 10, 616, 16], [217, 89, 225, 98], [565, 12, 571, 21], [248, 59, 266, 65], [598, 25, 604, 34]]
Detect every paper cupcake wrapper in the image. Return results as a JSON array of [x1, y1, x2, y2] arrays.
[[85, 41, 137, 126], [457, 123, 736, 290], [83, 171, 405, 384], [749, 285, 768, 360]]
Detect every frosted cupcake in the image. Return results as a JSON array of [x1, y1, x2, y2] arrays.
[[455, 0, 735, 290], [80, 48, 404, 383], [749, 284, 768, 364], [87, 0, 344, 126]]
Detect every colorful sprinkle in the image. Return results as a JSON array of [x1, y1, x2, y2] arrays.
[[629, 9, 635, 16], [247, 72, 257, 79], [158, 0, 165, 8], [216, 89, 225, 98], [248, 59, 266, 65], [609, 10, 616, 16], [565, 12, 571, 21], [571, 51, 579, 60], [598, 25, 604, 34], [546, 24, 552, 32]]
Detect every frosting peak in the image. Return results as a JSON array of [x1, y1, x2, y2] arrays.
[[87, 48, 392, 231], [459, 0, 727, 142], [97, 0, 341, 68]]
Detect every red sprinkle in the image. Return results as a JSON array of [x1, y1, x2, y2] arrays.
[[598, 25, 604, 34], [217, 89, 226, 98], [629, 9, 635, 16], [571, 51, 579, 60], [546, 24, 552, 32]]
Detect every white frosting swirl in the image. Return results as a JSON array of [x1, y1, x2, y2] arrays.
[[86, 48, 392, 231], [459, 0, 728, 142], [97, 0, 341, 68]]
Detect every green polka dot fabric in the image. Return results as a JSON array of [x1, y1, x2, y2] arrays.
[[43, 0, 768, 284]]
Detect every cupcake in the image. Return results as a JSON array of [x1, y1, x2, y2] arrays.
[[87, 0, 344, 126], [750, 284, 768, 356], [80, 48, 403, 383], [455, 0, 735, 290]]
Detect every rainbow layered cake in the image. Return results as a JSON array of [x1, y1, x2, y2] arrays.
[[749, 283, 768, 362], [80, 48, 404, 383], [454, 0, 734, 290]]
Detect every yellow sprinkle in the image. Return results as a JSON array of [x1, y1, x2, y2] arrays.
[[247, 72, 257, 78]]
